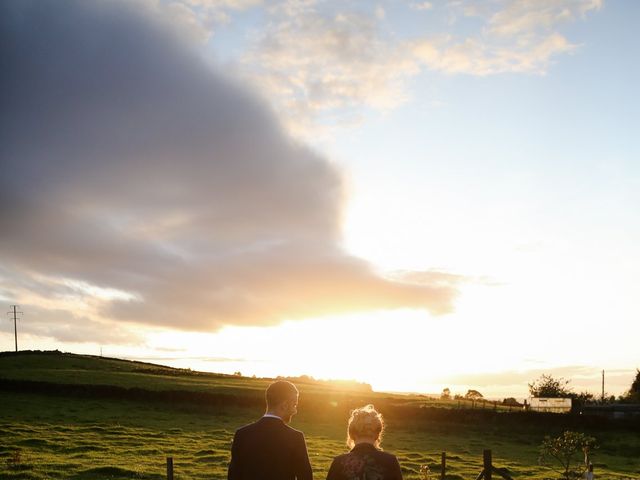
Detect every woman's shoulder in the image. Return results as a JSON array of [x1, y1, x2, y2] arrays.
[[330, 452, 351, 463], [376, 449, 398, 459], [370, 448, 399, 464]]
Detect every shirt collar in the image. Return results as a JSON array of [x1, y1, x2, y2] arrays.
[[262, 414, 283, 420]]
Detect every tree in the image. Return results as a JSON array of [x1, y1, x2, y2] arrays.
[[625, 368, 640, 401], [573, 391, 595, 408], [465, 389, 483, 400], [539, 431, 597, 480], [529, 374, 573, 398], [631, 369, 640, 394], [502, 397, 521, 407], [440, 388, 451, 400]]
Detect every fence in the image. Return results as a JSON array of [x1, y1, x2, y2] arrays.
[[421, 450, 514, 480], [163, 449, 532, 480]]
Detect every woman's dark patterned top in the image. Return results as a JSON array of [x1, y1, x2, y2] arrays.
[[326, 443, 403, 480]]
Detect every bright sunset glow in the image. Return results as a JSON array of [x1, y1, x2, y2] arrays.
[[2, 0, 639, 400]]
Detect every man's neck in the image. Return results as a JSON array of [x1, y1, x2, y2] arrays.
[[263, 412, 282, 420]]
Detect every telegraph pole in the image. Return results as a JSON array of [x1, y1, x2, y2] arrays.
[[601, 370, 605, 403], [7, 305, 22, 352]]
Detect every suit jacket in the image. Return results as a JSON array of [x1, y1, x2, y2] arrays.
[[228, 416, 313, 480], [326, 443, 402, 480]]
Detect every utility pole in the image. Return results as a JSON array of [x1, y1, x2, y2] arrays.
[[602, 370, 605, 403], [7, 305, 22, 352]]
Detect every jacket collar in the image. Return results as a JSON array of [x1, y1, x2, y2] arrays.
[[351, 442, 379, 453], [260, 415, 285, 424]]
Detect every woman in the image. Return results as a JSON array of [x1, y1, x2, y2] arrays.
[[326, 404, 403, 480]]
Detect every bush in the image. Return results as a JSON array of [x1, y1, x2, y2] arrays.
[[529, 374, 572, 398], [538, 431, 597, 480]]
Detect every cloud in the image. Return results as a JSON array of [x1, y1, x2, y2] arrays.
[[0, 0, 457, 335], [234, 0, 601, 136], [0, 304, 139, 345], [411, 31, 576, 76], [242, 5, 418, 136], [410, 0, 600, 76], [0, 267, 141, 345], [389, 270, 466, 287], [412, 0, 599, 76], [185, 0, 261, 7], [485, 0, 603, 37], [139, 0, 265, 44], [409, 2, 433, 11], [433, 0, 600, 75]]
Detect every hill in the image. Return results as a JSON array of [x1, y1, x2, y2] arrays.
[[0, 350, 424, 417], [2, 351, 639, 479], [0, 350, 629, 426], [0, 350, 378, 398]]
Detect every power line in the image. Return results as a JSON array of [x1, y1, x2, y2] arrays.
[[7, 305, 22, 352]]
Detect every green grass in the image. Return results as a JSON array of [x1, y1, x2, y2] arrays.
[[2, 392, 639, 480], [0, 392, 240, 479], [0, 352, 273, 396], [1, 352, 639, 480]]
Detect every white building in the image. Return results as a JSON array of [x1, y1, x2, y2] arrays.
[[530, 397, 572, 413]]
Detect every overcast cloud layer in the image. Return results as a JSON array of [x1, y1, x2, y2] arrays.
[[0, 0, 457, 337]]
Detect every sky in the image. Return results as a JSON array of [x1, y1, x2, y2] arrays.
[[1, 0, 639, 399]]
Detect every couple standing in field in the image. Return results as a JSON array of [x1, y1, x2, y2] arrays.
[[228, 380, 403, 480]]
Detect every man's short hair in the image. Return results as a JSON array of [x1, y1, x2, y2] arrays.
[[266, 380, 298, 409]]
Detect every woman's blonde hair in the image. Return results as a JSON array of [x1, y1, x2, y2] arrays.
[[346, 404, 385, 449]]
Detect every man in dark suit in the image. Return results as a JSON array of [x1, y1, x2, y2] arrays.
[[228, 380, 313, 480]]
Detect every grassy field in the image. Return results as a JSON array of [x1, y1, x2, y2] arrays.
[[1, 352, 639, 480], [0, 352, 519, 411]]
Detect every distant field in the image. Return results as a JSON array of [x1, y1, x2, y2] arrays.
[[0, 351, 516, 411], [1, 352, 639, 480], [0, 352, 280, 396], [0, 351, 393, 399]]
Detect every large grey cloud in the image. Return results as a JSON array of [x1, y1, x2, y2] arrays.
[[0, 0, 458, 333]]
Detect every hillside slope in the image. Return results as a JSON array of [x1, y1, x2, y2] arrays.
[[0, 350, 385, 406]]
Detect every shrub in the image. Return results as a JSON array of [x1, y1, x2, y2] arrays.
[[538, 431, 597, 480]]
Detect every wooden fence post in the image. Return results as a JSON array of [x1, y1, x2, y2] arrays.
[[585, 462, 594, 480], [483, 450, 492, 480], [441, 451, 446, 480], [167, 457, 174, 480]]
